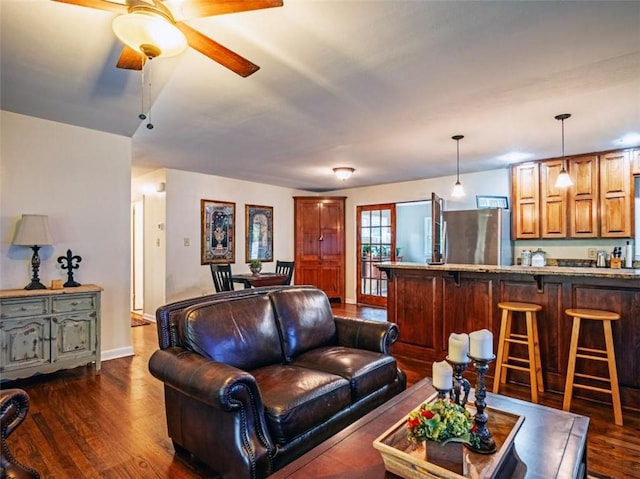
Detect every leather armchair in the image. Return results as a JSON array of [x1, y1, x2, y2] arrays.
[[1, 389, 40, 479]]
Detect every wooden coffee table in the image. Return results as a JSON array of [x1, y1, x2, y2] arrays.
[[270, 378, 589, 479]]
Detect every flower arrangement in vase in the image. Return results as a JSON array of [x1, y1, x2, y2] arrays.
[[406, 398, 479, 472], [249, 259, 262, 275], [407, 398, 475, 445]]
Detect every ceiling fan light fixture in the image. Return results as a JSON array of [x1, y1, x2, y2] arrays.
[[333, 167, 355, 181], [112, 9, 187, 59]]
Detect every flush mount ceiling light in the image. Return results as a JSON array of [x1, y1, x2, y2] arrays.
[[333, 167, 355, 181], [554, 113, 573, 188], [112, 5, 187, 60], [451, 135, 465, 198]]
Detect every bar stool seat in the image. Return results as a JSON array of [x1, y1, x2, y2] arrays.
[[493, 301, 544, 403], [563, 308, 623, 426]]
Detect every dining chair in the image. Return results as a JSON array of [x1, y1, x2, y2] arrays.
[[210, 263, 234, 292], [275, 260, 295, 285]]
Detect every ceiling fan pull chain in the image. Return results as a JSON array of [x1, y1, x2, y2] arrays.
[[146, 60, 154, 130], [138, 65, 146, 121]]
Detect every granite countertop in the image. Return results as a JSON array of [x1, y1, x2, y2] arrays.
[[377, 262, 640, 279]]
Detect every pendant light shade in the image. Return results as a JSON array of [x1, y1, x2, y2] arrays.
[[451, 135, 465, 198], [112, 7, 187, 59], [554, 113, 573, 188]]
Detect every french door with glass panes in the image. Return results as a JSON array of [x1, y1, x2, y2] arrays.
[[357, 204, 396, 307]]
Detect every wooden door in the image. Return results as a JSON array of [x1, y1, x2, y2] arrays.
[[512, 163, 540, 239], [569, 155, 598, 238], [599, 151, 632, 237], [540, 159, 567, 238], [294, 197, 346, 302], [357, 204, 395, 307]]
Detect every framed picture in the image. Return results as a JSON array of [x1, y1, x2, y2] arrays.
[[476, 195, 509, 209], [245, 204, 273, 262], [201, 199, 235, 264]]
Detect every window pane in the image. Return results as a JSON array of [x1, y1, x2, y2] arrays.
[[381, 209, 391, 226], [381, 226, 391, 243]]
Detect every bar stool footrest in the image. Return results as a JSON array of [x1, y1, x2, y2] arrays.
[[574, 372, 612, 383], [573, 383, 614, 395]]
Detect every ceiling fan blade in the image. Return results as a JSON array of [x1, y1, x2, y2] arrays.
[[51, 0, 129, 15], [176, 23, 260, 77], [116, 45, 146, 70], [164, 0, 283, 22]]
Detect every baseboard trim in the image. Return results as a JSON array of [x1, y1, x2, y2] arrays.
[[101, 346, 134, 361]]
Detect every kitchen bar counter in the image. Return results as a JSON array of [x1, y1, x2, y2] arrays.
[[380, 262, 640, 279], [377, 262, 640, 411]]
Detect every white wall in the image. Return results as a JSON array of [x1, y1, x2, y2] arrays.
[[1, 111, 133, 359], [333, 169, 512, 303], [132, 168, 309, 315]]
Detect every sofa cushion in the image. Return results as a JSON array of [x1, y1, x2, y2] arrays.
[[292, 346, 398, 401], [270, 288, 336, 361], [251, 364, 351, 444], [181, 295, 284, 370]]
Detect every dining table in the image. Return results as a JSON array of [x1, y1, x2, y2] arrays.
[[232, 272, 289, 289]]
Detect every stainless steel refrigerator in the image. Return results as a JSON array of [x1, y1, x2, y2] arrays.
[[442, 209, 512, 265]]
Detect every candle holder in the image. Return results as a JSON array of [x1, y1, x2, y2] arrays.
[[433, 386, 451, 401], [445, 356, 471, 407], [468, 354, 497, 454]]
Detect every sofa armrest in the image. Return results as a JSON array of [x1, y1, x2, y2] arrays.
[[148, 347, 264, 412], [334, 316, 399, 354]]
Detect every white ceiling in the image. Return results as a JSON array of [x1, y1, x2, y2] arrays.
[[2, 0, 639, 192]]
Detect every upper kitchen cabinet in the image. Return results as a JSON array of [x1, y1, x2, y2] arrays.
[[540, 159, 567, 238], [512, 163, 540, 239], [568, 155, 598, 238], [511, 149, 634, 239], [294, 196, 346, 302], [599, 151, 633, 237]]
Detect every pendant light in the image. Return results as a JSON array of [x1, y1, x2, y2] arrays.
[[451, 135, 465, 198], [554, 113, 573, 188]]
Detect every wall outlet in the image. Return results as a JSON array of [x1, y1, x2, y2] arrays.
[[587, 248, 597, 259]]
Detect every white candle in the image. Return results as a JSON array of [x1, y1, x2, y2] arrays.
[[469, 329, 493, 360], [448, 333, 469, 363], [432, 360, 453, 390]]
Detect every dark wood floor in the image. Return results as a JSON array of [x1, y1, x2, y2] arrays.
[[2, 304, 638, 478]]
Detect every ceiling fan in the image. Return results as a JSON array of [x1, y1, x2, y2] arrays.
[[52, 0, 283, 77]]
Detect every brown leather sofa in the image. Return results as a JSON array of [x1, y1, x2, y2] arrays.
[[1, 389, 40, 479], [149, 286, 406, 479]]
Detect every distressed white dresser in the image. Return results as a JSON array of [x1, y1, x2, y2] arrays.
[[0, 284, 102, 381]]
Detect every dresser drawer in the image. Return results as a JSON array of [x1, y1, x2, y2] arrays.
[[52, 294, 97, 313], [0, 297, 49, 319]]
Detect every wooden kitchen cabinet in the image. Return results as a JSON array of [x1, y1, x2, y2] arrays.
[[599, 150, 632, 237], [512, 162, 540, 239], [294, 196, 346, 302], [568, 154, 598, 238], [540, 159, 567, 238], [512, 148, 633, 239]]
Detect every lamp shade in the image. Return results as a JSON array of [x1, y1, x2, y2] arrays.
[[12, 214, 54, 246], [112, 10, 187, 59]]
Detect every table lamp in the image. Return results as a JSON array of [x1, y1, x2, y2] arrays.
[[12, 214, 54, 290]]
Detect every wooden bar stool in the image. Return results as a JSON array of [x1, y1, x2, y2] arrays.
[[563, 308, 623, 426], [493, 302, 544, 403]]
